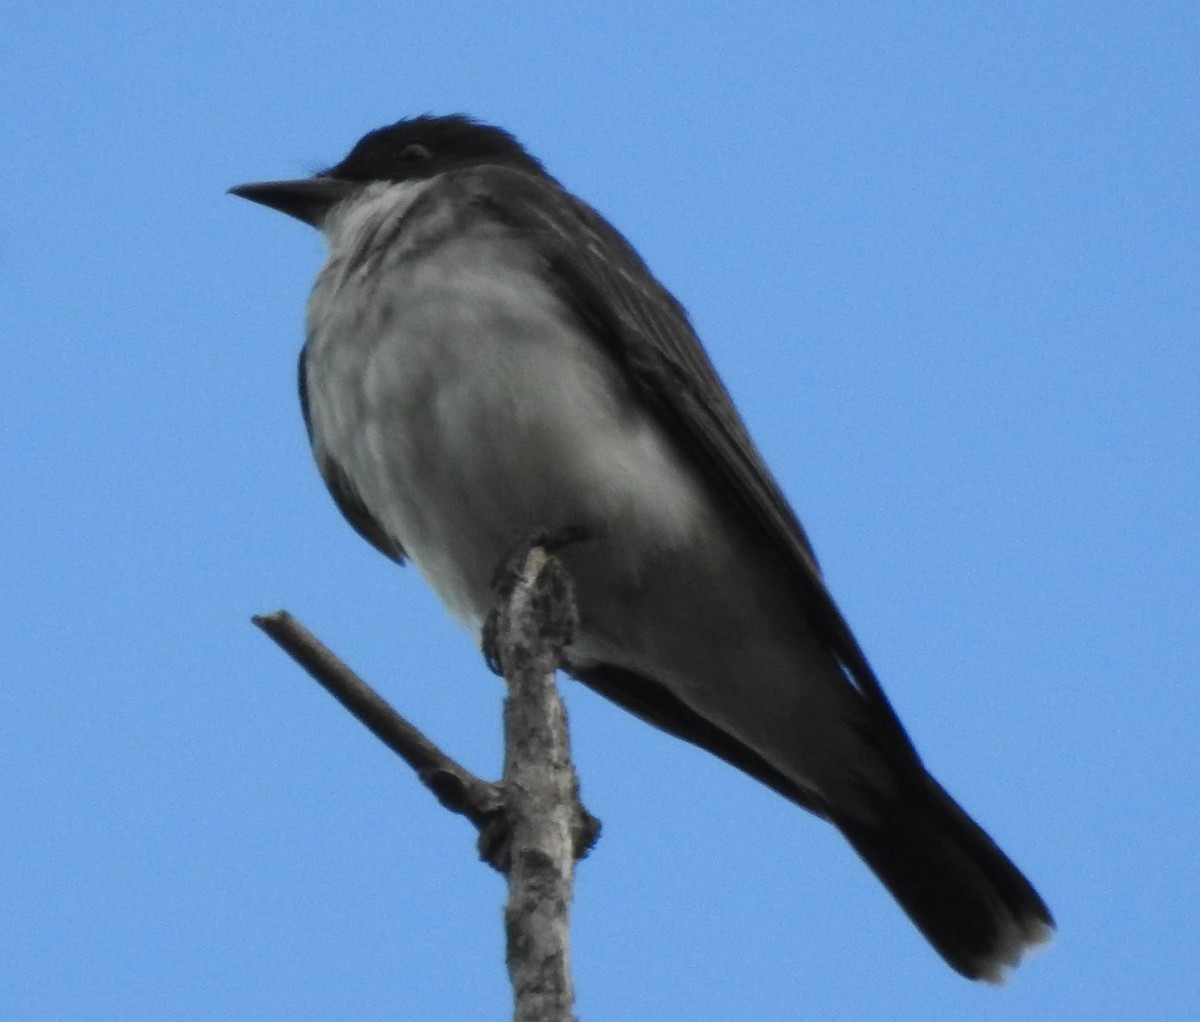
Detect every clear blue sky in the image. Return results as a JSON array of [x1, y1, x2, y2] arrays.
[[3, 4, 1196, 1019]]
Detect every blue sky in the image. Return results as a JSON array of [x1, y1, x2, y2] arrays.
[[2, 3, 1196, 1019]]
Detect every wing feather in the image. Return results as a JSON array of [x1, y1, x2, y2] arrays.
[[465, 167, 921, 767]]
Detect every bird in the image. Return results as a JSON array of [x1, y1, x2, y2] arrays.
[[230, 113, 1053, 981]]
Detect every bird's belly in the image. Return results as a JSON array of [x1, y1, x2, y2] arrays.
[[304, 264, 709, 634]]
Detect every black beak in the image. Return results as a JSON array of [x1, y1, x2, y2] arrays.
[[228, 177, 358, 227]]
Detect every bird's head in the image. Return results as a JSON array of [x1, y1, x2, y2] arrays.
[[229, 114, 545, 227]]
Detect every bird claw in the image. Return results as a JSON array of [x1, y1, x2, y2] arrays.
[[480, 525, 593, 674]]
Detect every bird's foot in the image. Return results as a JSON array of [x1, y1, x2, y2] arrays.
[[481, 525, 593, 674]]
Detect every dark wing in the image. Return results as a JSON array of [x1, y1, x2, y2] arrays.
[[571, 661, 827, 816], [465, 166, 923, 771], [298, 345, 406, 563]]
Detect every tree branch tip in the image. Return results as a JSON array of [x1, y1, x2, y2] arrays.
[[251, 609, 293, 631]]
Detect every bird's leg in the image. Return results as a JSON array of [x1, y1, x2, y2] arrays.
[[481, 525, 593, 674]]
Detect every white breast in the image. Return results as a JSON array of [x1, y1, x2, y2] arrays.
[[302, 181, 709, 631]]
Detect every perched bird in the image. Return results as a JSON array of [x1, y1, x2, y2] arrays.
[[231, 114, 1053, 981]]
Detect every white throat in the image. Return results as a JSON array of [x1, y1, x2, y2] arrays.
[[319, 178, 437, 252]]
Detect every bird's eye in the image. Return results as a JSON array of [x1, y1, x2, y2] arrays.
[[399, 143, 432, 163]]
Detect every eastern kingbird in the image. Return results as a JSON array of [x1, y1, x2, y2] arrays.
[[231, 114, 1053, 981]]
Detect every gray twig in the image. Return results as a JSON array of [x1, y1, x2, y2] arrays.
[[252, 544, 596, 1022], [491, 546, 595, 1022], [252, 610, 503, 825]]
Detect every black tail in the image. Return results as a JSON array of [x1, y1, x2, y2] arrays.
[[571, 660, 1053, 978], [831, 770, 1054, 981]]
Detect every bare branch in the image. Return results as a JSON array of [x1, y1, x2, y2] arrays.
[[492, 546, 593, 1022], [253, 544, 596, 1022], [252, 610, 502, 826]]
